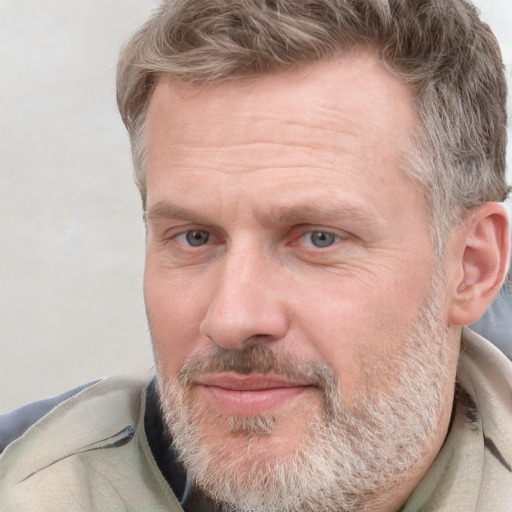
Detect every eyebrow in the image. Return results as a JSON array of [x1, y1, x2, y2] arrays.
[[145, 202, 205, 224], [263, 203, 384, 228], [145, 200, 384, 229]]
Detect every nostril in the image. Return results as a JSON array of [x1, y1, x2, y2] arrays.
[[199, 304, 289, 351]]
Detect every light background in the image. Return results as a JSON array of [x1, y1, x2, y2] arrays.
[[1, 0, 511, 414]]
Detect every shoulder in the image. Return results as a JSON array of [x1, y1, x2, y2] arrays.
[[0, 381, 99, 455], [460, 327, 512, 402], [0, 377, 149, 466], [0, 376, 150, 453], [471, 284, 512, 359], [0, 376, 149, 459], [0, 376, 177, 512], [459, 328, 512, 466]]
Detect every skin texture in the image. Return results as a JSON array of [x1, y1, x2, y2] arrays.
[[143, 54, 508, 510]]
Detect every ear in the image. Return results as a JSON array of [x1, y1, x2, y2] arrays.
[[448, 203, 510, 326]]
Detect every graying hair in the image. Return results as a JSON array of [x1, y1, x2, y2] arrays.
[[117, 0, 508, 253]]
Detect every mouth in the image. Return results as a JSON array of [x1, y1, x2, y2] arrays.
[[195, 373, 314, 416]]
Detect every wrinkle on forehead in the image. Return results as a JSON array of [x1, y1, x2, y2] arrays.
[[148, 52, 416, 149], [145, 52, 420, 230]]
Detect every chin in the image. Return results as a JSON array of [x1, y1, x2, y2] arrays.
[[187, 392, 320, 469]]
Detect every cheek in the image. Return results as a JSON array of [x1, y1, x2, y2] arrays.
[[293, 270, 432, 395], [144, 263, 211, 376]]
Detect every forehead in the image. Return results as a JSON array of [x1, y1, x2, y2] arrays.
[[147, 53, 415, 149], [144, 54, 421, 224]]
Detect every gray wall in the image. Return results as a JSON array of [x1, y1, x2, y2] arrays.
[[1, 0, 511, 414]]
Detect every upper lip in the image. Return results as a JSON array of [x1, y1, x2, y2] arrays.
[[196, 373, 310, 391]]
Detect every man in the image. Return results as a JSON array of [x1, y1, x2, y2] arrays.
[[1, 0, 511, 510]]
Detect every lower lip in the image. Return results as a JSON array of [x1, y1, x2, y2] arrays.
[[198, 385, 311, 416]]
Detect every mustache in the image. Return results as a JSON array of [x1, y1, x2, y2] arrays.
[[176, 345, 339, 394]]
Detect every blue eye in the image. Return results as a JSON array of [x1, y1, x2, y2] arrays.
[[184, 230, 210, 246], [307, 231, 338, 248]]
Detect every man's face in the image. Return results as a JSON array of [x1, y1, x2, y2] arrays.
[[144, 55, 459, 511]]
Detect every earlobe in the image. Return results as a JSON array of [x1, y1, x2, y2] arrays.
[[448, 203, 510, 326]]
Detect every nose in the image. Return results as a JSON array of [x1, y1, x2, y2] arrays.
[[199, 248, 290, 350]]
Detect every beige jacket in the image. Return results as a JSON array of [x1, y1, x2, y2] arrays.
[[0, 328, 511, 511], [0, 375, 182, 511]]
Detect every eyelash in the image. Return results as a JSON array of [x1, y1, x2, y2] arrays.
[[168, 227, 347, 251], [298, 230, 343, 249]]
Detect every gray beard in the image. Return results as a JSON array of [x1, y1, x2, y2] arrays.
[[154, 269, 450, 512]]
